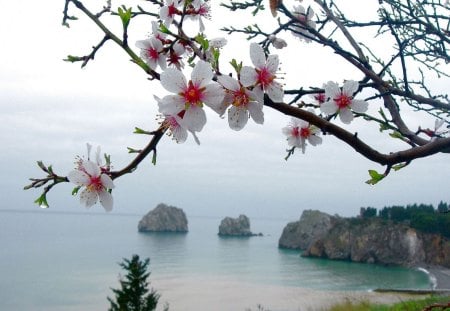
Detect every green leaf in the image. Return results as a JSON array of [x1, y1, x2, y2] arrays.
[[34, 194, 49, 208], [64, 55, 83, 63], [72, 186, 81, 196], [159, 23, 170, 34], [152, 151, 157, 165], [195, 34, 209, 50], [230, 59, 242, 74], [389, 131, 404, 139], [127, 147, 140, 154], [365, 169, 385, 185], [118, 6, 132, 29], [133, 127, 146, 134], [392, 163, 407, 171]]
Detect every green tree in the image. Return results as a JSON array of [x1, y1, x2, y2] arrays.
[[108, 255, 160, 311]]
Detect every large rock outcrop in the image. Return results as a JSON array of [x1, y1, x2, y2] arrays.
[[138, 203, 188, 233], [278, 210, 336, 249], [302, 218, 450, 268], [279, 210, 450, 268], [218, 215, 260, 237]]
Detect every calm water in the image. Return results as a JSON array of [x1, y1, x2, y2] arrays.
[[0, 210, 429, 310]]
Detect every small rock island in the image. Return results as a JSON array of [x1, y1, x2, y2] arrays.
[[218, 214, 262, 237], [138, 203, 188, 233]]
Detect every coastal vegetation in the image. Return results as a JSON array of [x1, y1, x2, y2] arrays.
[[107, 254, 165, 311], [325, 295, 450, 311], [360, 202, 450, 238]]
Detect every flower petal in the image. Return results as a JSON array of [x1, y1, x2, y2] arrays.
[[98, 190, 113, 212], [324, 81, 340, 99], [350, 99, 368, 113], [67, 170, 90, 186], [308, 135, 322, 146], [266, 54, 279, 74], [339, 107, 354, 124], [266, 81, 284, 102], [191, 60, 213, 88], [172, 125, 188, 143], [83, 160, 100, 177], [240, 66, 258, 87], [79, 188, 98, 208], [249, 43, 266, 68], [217, 75, 239, 91], [203, 83, 225, 110], [228, 106, 248, 131], [183, 105, 206, 132], [343, 80, 359, 96], [160, 68, 187, 93], [320, 101, 338, 115], [159, 95, 185, 115], [247, 101, 264, 124], [100, 174, 115, 189]]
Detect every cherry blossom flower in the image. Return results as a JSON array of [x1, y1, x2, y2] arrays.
[[68, 145, 114, 211], [282, 115, 322, 153], [217, 75, 264, 130], [320, 80, 368, 124], [310, 92, 326, 105], [160, 0, 181, 27], [136, 37, 167, 71], [188, 0, 211, 32], [159, 60, 225, 132], [155, 96, 200, 144], [291, 5, 316, 42], [240, 43, 284, 104], [269, 34, 287, 49], [209, 37, 227, 49], [167, 42, 186, 69]]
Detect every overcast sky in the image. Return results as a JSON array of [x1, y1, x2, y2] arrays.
[[0, 0, 448, 220]]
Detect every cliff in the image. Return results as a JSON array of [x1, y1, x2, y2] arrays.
[[138, 203, 188, 233], [279, 211, 450, 268], [278, 210, 336, 249]]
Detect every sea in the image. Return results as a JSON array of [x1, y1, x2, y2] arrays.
[[0, 209, 431, 311]]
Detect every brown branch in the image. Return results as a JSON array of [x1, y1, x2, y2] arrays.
[[265, 97, 450, 166], [110, 126, 167, 179]]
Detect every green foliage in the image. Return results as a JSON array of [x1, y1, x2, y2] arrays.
[[325, 295, 450, 311], [365, 170, 385, 185], [107, 254, 161, 311], [363, 203, 450, 238], [361, 207, 377, 219]]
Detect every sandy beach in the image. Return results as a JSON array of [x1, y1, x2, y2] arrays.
[[151, 275, 434, 311]]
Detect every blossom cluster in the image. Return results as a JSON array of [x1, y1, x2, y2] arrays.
[[156, 42, 284, 142], [66, 1, 376, 210]]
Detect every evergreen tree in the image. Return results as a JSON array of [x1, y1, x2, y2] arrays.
[[108, 254, 160, 311]]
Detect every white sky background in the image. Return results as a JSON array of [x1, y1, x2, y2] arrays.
[[0, 0, 448, 220]]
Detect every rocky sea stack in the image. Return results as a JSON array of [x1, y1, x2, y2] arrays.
[[218, 215, 262, 237], [138, 203, 188, 233]]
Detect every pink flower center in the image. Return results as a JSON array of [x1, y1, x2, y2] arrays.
[[168, 4, 178, 17], [168, 51, 182, 66], [292, 126, 310, 138], [334, 93, 352, 109], [88, 176, 103, 192], [147, 48, 159, 60], [314, 93, 326, 104], [183, 81, 203, 105], [232, 88, 250, 107], [300, 127, 311, 138], [256, 67, 274, 88]]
